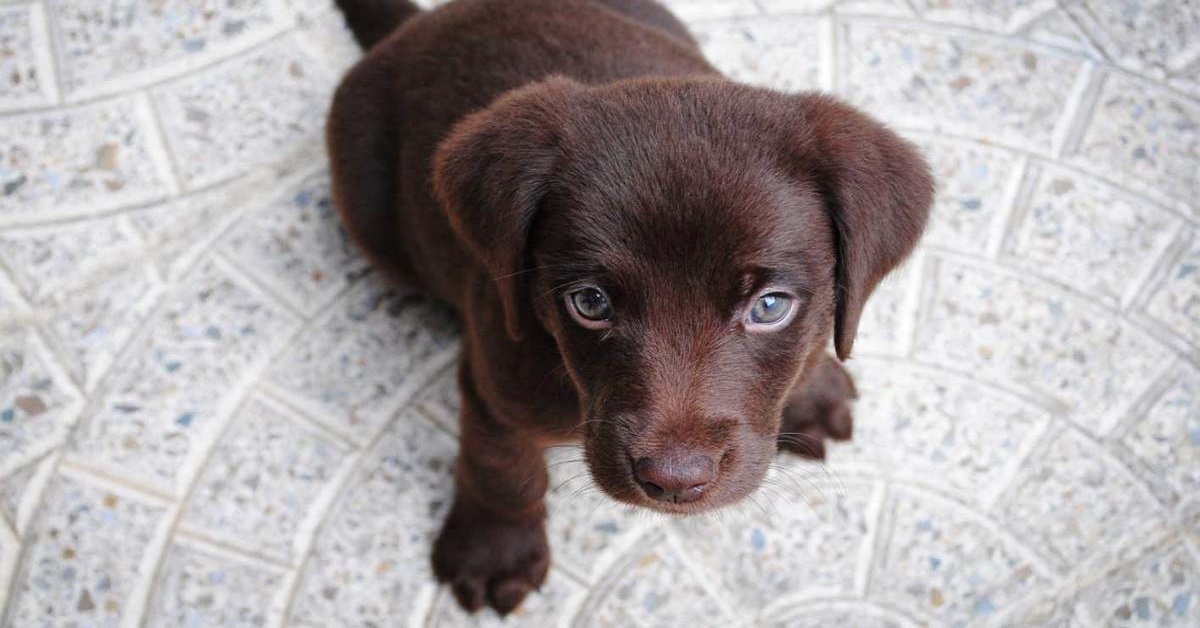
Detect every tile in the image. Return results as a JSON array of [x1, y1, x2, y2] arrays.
[[840, 20, 1083, 153], [671, 477, 878, 612], [0, 2, 56, 110], [151, 36, 334, 188], [916, 137, 1020, 254], [1143, 235, 1200, 350], [1069, 0, 1200, 75], [692, 15, 821, 93], [1115, 368, 1200, 508], [145, 541, 286, 628], [412, 366, 460, 435], [1073, 73, 1200, 209], [580, 535, 738, 628], [69, 261, 298, 493], [0, 457, 40, 532], [756, 0, 837, 14], [834, 0, 916, 18], [996, 428, 1162, 571], [218, 169, 369, 315], [1005, 163, 1181, 307], [1076, 539, 1200, 627], [0, 96, 174, 222], [5, 473, 167, 625], [841, 364, 1050, 503], [286, 412, 455, 627], [994, 589, 1090, 627], [266, 276, 458, 444], [870, 488, 1051, 625], [180, 396, 351, 560], [912, 0, 1055, 32], [47, 0, 283, 99], [913, 256, 1172, 431], [0, 331, 79, 476]]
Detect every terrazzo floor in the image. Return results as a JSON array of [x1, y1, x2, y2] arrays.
[[1, 0, 1198, 626]]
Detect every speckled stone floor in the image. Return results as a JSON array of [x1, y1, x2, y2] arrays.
[[0, 0, 1197, 626]]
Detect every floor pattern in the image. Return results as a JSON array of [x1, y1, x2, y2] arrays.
[[1, 0, 1198, 626]]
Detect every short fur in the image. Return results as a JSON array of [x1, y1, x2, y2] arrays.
[[329, 0, 932, 615]]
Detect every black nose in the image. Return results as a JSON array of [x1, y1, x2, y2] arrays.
[[634, 454, 716, 503]]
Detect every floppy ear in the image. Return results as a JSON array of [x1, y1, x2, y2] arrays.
[[432, 77, 584, 341], [787, 94, 933, 360]]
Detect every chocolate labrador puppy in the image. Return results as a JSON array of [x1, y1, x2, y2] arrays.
[[329, 0, 932, 615]]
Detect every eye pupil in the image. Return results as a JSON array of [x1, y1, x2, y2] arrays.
[[750, 293, 792, 325], [572, 288, 612, 321]]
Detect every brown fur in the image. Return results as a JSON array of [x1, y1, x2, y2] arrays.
[[329, 0, 932, 615]]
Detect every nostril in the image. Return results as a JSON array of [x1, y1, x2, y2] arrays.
[[641, 481, 665, 498], [634, 454, 716, 503]]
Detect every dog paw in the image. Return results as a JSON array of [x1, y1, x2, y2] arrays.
[[431, 502, 550, 615], [777, 356, 857, 460]]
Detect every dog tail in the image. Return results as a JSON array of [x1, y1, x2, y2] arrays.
[[335, 0, 422, 49]]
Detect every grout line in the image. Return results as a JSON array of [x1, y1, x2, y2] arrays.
[[858, 481, 892, 601], [894, 248, 928, 359], [1050, 61, 1103, 160], [172, 526, 293, 570], [14, 452, 60, 538], [38, 0, 68, 106], [209, 250, 310, 322], [986, 155, 1034, 259], [980, 412, 1054, 514], [853, 479, 888, 599], [1057, 1, 1121, 69], [817, 14, 837, 93], [257, 385, 365, 451], [25, 0, 60, 106], [138, 89, 186, 196], [1124, 228, 1193, 313], [0, 503, 21, 624]]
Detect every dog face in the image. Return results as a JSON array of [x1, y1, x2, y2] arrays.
[[434, 77, 932, 513]]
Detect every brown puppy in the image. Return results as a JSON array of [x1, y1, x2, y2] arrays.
[[328, 0, 932, 615]]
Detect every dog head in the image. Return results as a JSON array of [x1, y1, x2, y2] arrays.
[[433, 76, 932, 513]]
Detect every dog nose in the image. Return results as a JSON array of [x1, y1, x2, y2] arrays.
[[634, 453, 716, 503]]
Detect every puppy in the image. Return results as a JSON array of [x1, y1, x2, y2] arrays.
[[328, 0, 932, 615]]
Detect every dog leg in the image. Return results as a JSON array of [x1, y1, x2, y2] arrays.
[[432, 363, 550, 615], [777, 353, 856, 460]]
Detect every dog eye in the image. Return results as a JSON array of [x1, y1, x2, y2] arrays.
[[569, 287, 613, 322], [748, 292, 793, 326]]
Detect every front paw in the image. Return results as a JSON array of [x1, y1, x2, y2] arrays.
[[778, 356, 856, 460], [431, 501, 550, 615]]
